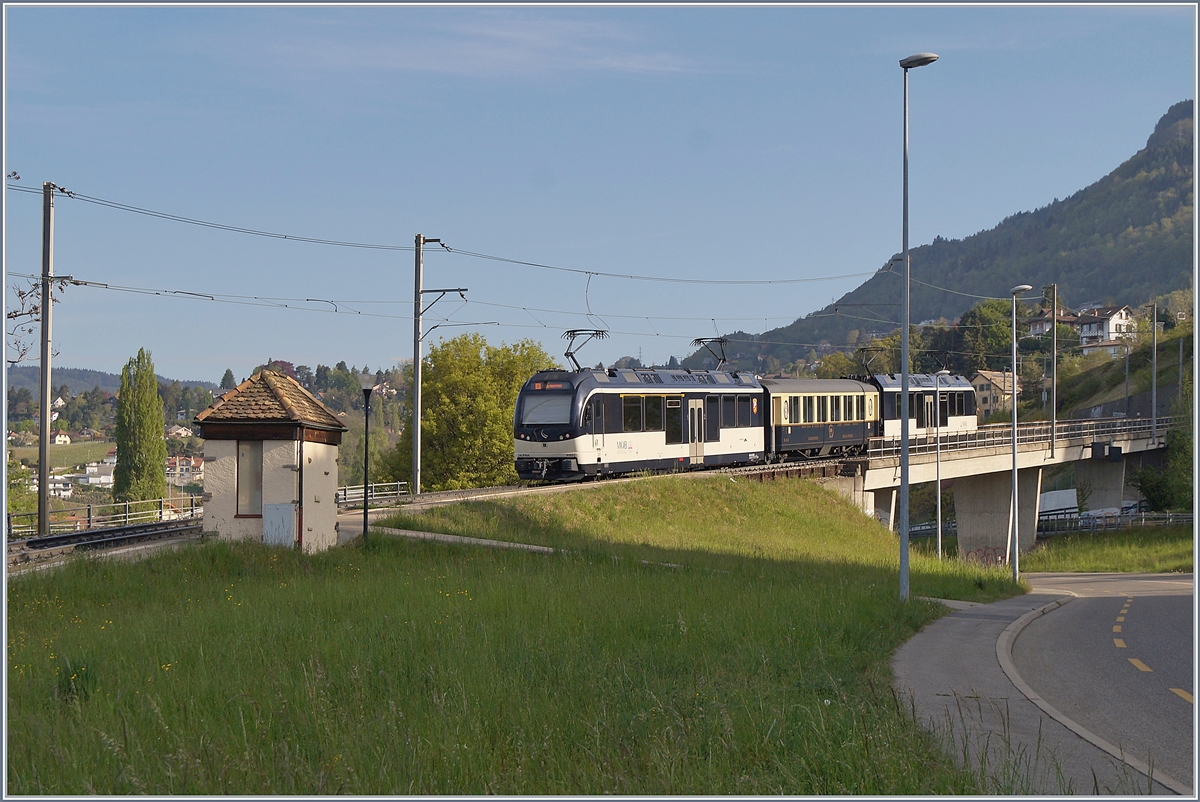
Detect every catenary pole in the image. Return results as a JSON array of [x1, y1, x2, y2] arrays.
[[38, 183, 55, 536], [1010, 284, 1032, 582], [412, 235, 425, 496], [1151, 302, 1158, 442]]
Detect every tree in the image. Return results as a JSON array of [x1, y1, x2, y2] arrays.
[[220, 369, 236, 390], [380, 334, 558, 491], [7, 451, 35, 513], [958, 300, 1013, 373], [113, 349, 168, 502], [1130, 375, 1193, 511]]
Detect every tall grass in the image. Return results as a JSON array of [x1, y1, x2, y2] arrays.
[[1019, 525, 1193, 573], [8, 476, 1022, 794]]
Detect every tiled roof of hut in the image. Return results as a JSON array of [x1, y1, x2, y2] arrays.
[[194, 370, 347, 431]]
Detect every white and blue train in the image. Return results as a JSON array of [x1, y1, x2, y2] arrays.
[[514, 367, 977, 481]]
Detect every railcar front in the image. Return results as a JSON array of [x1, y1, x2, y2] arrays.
[[760, 378, 879, 459], [514, 367, 766, 481]]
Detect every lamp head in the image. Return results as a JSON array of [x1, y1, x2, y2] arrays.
[[359, 373, 376, 394], [936, 369, 950, 377], [900, 53, 939, 69], [1011, 284, 1033, 296]]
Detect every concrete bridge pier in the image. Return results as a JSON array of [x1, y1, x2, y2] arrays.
[[875, 488, 897, 530], [1074, 451, 1153, 512], [954, 468, 1042, 564]]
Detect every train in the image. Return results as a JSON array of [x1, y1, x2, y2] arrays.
[[513, 366, 978, 481]]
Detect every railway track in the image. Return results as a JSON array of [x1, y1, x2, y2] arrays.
[[8, 519, 204, 572]]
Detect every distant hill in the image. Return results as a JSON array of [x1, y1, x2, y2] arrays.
[[687, 100, 1194, 370], [7, 366, 217, 397]]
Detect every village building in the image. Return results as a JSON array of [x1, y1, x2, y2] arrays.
[[1026, 307, 1079, 337], [166, 455, 204, 487], [970, 369, 1021, 418], [194, 370, 347, 553]]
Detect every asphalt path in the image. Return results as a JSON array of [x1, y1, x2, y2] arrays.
[[1014, 573, 1194, 790]]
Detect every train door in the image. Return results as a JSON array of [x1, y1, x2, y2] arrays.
[[584, 396, 603, 467], [687, 398, 705, 465], [923, 394, 935, 432]]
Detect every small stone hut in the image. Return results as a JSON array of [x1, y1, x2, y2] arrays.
[[194, 370, 348, 552]]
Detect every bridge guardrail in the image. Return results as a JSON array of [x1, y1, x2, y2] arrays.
[[336, 481, 410, 508], [867, 416, 1176, 460], [8, 496, 204, 541]]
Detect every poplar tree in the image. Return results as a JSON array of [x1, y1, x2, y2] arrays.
[[113, 348, 167, 502]]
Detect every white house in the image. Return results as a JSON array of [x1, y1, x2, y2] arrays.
[[52, 432, 71, 445], [76, 462, 115, 488], [166, 455, 204, 487], [1076, 306, 1135, 346], [166, 424, 194, 439], [194, 370, 347, 553], [971, 370, 1021, 418]]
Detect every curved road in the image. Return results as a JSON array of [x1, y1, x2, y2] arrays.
[[1015, 573, 1194, 790]]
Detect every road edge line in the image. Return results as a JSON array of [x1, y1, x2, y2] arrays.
[[996, 594, 1194, 797]]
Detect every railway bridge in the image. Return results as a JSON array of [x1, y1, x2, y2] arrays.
[[825, 416, 1173, 561]]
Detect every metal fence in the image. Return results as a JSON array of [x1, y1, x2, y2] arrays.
[[868, 415, 1177, 459], [907, 510, 1191, 539], [8, 496, 204, 541], [335, 481, 410, 508]]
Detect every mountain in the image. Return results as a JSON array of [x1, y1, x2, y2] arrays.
[[687, 100, 1194, 370], [7, 366, 217, 397]]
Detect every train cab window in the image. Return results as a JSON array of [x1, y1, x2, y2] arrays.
[[705, 395, 721, 441], [722, 395, 736, 429], [645, 396, 664, 432], [817, 396, 828, 423], [803, 396, 814, 423], [830, 396, 841, 422], [520, 393, 573, 425], [581, 397, 602, 432], [622, 396, 643, 433], [737, 395, 751, 427], [665, 398, 684, 444], [856, 395, 865, 421], [788, 396, 800, 425]]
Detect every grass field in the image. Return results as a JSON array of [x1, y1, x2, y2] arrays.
[[8, 476, 1024, 795], [1019, 525, 1194, 573], [10, 440, 113, 469]]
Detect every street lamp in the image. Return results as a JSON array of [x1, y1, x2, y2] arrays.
[[1009, 284, 1032, 582], [898, 51, 938, 601], [934, 368, 950, 559], [359, 372, 375, 544]]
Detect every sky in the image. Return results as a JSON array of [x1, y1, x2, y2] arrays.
[[3, 4, 1195, 385]]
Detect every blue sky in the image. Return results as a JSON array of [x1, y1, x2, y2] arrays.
[[4, 4, 1195, 384]]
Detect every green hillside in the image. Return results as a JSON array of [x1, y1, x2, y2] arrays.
[[689, 100, 1193, 370]]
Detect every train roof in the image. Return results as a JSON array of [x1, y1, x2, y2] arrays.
[[524, 368, 763, 392], [759, 378, 876, 394], [871, 373, 974, 391]]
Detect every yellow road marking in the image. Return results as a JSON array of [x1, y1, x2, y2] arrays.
[[1112, 625, 1122, 633], [1120, 608, 1129, 614], [1171, 688, 1193, 703], [1128, 658, 1152, 672], [1114, 638, 1126, 648], [1116, 616, 1125, 622]]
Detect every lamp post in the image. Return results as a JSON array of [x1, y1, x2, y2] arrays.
[[1009, 284, 1032, 582], [898, 51, 938, 601], [360, 373, 375, 544], [934, 368, 950, 559]]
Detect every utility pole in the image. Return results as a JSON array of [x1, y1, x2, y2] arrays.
[[38, 182, 55, 536], [1043, 283, 1057, 456], [1151, 302, 1158, 442], [412, 235, 428, 497]]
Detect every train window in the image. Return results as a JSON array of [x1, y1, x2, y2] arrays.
[[645, 396, 664, 432], [830, 395, 841, 422], [737, 395, 751, 427], [665, 398, 684, 444], [581, 397, 597, 431], [623, 396, 643, 433], [856, 395, 865, 421], [817, 396, 827, 423], [789, 396, 800, 425], [803, 396, 814, 423], [722, 394, 736, 429], [520, 393, 573, 425], [845, 396, 854, 421], [866, 396, 874, 420], [705, 395, 721, 441], [603, 395, 624, 434]]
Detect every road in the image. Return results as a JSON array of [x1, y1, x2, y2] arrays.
[[1014, 573, 1194, 790]]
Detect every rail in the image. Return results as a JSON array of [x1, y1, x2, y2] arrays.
[[867, 415, 1176, 460], [7, 496, 203, 541], [336, 481, 410, 508]]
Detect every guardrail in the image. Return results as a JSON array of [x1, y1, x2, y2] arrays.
[[867, 416, 1176, 460], [1037, 510, 1192, 535], [7, 496, 204, 541], [336, 481, 410, 508]]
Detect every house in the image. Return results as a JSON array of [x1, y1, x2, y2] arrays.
[[1026, 307, 1079, 337], [52, 432, 71, 445], [75, 462, 115, 488], [30, 475, 74, 498], [194, 370, 347, 553], [166, 455, 204, 487], [1076, 306, 1135, 346], [971, 370, 1021, 418], [52, 396, 67, 409], [166, 424, 194, 439]]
